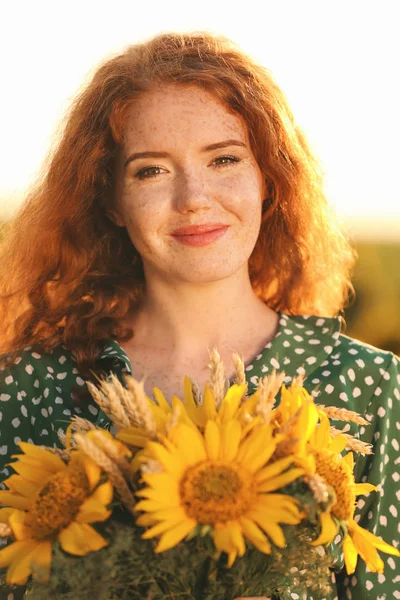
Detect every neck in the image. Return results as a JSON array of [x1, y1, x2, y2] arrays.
[[127, 268, 278, 359]]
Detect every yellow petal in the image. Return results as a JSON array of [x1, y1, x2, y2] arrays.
[[349, 521, 400, 557], [349, 525, 384, 573], [136, 513, 158, 527], [9, 509, 31, 541], [76, 498, 112, 524], [213, 523, 236, 553], [170, 396, 196, 429], [135, 486, 179, 505], [252, 505, 300, 525], [204, 420, 221, 460], [0, 539, 34, 568], [311, 511, 339, 546], [330, 434, 348, 455], [116, 427, 150, 448], [219, 420, 242, 461], [169, 423, 207, 466], [2, 474, 40, 498], [236, 391, 259, 422], [255, 456, 294, 484], [18, 442, 66, 472], [183, 377, 203, 427], [297, 402, 319, 446], [146, 441, 184, 478], [258, 468, 304, 492], [238, 516, 271, 554], [135, 499, 179, 513], [144, 506, 187, 521], [141, 514, 189, 539], [257, 494, 301, 517], [241, 414, 262, 438], [6, 460, 53, 484], [30, 541, 52, 582], [58, 522, 108, 556], [90, 481, 113, 506], [0, 507, 15, 523], [247, 511, 286, 547], [0, 491, 32, 511], [343, 533, 358, 574], [219, 384, 246, 423], [230, 521, 246, 556], [353, 482, 378, 496], [227, 550, 238, 568], [153, 387, 171, 412], [236, 424, 275, 466], [155, 518, 197, 553], [0, 539, 39, 585], [202, 384, 218, 421], [80, 455, 101, 490], [313, 413, 331, 446]]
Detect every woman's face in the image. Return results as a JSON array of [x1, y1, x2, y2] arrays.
[[112, 84, 266, 284]]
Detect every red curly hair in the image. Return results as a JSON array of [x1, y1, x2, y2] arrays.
[[0, 31, 356, 379]]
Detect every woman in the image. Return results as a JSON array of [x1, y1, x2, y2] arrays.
[[0, 32, 398, 598]]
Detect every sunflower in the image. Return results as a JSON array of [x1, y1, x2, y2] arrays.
[[116, 379, 250, 472], [0, 442, 113, 585], [134, 417, 304, 568], [307, 414, 400, 573]]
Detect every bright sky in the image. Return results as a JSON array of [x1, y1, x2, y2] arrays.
[[1, 0, 399, 240]]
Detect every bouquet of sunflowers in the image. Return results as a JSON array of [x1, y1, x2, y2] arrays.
[[0, 350, 398, 599]]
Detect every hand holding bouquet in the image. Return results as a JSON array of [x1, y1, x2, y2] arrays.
[[0, 350, 398, 599]]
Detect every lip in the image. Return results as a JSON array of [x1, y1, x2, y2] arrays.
[[171, 223, 228, 235], [171, 225, 229, 247]]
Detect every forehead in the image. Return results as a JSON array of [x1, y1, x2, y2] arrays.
[[122, 84, 249, 148]]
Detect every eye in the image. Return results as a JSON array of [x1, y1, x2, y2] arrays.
[[211, 155, 241, 168], [135, 166, 166, 180]]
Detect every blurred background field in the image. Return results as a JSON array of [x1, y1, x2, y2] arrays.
[[1, 218, 398, 356], [344, 241, 399, 356]]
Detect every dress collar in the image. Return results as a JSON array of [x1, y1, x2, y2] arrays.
[[96, 311, 342, 386]]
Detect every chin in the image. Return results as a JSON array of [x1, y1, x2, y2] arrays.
[[172, 261, 247, 284]]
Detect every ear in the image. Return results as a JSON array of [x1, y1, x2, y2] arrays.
[[106, 207, 126, 228]]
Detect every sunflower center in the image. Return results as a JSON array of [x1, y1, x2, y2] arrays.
[[27, 460, 91, 540], [180, 460, 256, 524], [312, 447, 355, 521]]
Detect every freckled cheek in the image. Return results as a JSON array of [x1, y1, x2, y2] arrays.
[[118, 193, 169, 247]]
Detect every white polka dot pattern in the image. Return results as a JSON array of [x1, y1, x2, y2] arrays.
[[0, 313, 399, 598]]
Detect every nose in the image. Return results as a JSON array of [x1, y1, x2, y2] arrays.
[[173, 167, 213, 214]]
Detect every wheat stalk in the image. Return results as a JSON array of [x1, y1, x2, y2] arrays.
[[90, 430, 134, 483], [42, 446, 71, 462], [256, 371, 286, 425], [74, 433, 136, 514], [124, 376, 157, 437], [189, 377, 203, 406], [208, 348, 226, 410], [274, 438, 300, 459], [232, 352, 246, 386], [87, 374, 132, 430], [141, 459, 164, 475], [304, 473, 330, 504], [0, 523, 12, 537], [330, 426, 373, 455], [318, 405, 369, 425]]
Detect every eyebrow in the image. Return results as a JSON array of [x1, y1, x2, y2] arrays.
[[123, 139, 247, 169]]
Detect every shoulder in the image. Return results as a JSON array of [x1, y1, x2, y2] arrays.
[[284, 312, 398, 383], [0, 343, 86, 398]]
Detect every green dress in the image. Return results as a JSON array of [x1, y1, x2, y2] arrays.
[[1, 312, 399, 599]]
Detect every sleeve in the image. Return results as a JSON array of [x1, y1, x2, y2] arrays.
[[336, 353, 400, 599], [0, 361, 35, 485]]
